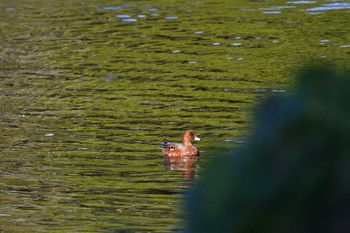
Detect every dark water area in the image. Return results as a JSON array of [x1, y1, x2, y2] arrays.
[[0, 0, 349, 232]]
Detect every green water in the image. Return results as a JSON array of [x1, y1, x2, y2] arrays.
[[0, 0, 349, 232]]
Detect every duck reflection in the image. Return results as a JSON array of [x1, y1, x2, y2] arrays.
[[163, 155, 200, 180]]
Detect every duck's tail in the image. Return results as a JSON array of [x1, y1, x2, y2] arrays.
[[159, 139, 169, 151]]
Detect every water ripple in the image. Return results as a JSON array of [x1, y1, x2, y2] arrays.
[[307, 2, 350, 11]]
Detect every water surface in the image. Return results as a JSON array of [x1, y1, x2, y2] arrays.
[[1, 0, 349, 232]]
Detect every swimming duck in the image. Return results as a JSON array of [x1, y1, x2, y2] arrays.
[[160, 130, 200, 157]]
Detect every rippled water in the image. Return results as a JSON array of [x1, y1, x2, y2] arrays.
[[1, 0, 349, 232]]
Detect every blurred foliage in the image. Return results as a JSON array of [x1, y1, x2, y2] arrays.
[[185, 63, 350, 233]]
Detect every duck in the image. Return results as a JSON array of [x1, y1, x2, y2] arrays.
[[160, 130, 200, 157]]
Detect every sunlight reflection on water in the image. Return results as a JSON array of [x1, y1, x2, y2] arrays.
[[307, 2, 350, 11]]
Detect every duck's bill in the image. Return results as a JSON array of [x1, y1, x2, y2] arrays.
[[194, 136, 201, 141]]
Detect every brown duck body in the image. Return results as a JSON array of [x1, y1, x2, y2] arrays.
[[160, 130, 200, 157]]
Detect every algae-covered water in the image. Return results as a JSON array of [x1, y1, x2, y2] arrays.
[[1, 0, 349, 232]]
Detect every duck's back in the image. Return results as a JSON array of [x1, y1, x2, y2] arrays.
[[160, 139, 198, 157]]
